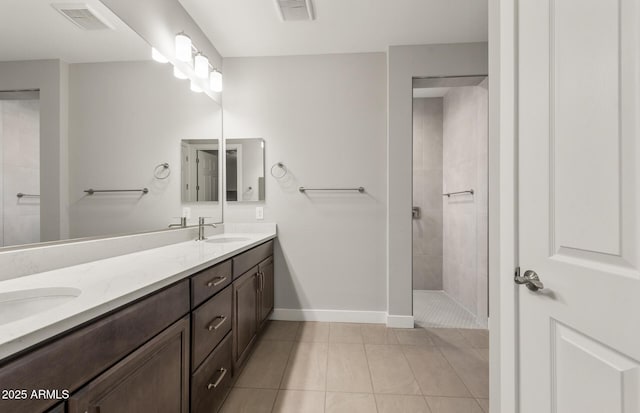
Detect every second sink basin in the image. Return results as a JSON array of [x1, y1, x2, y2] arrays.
[[0, 287, 81, 325], [205, 236, 251, 244]]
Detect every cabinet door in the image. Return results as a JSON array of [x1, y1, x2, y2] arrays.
[[233, 268, 258, 365], [258, 256, 274, 326], [67, 317, 190, 413]]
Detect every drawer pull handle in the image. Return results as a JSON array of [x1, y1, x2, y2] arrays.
[[207, 368, 227, 389], [207, 276, 227, 288], [207, 316, 227, 331]]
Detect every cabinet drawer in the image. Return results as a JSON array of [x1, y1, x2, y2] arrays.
[[232, 240, 273, 279], [191, 285, 232, 371], [191, 260, 232, 308], [191, 333, 233, 413]]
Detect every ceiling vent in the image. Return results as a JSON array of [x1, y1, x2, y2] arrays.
[[275, 0, 315, 21], [52, 3, 114, 30]]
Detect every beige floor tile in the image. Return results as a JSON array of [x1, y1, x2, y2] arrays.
[[424, 328, 473, 348], [458, 329, 489, 349], [297, 322, 330, 342], [220, 388, 278, 413], [272, 390, 325, 413], [375, 394, 432, 413], [326, 343, 373, 393], [365, 344, 422, 395], [325, 392, 376, 413], [475, 348, 489, 363], [394, 328, 435, 346], [329, 323, 364, 343], [402, 345, 470, 397], [281, 342, 329, 391], [477, 398, 489, 413], [263, 321, 302, 341], [235, 340, 294, 389], [425, 397, 484, 413], [439, 347, 489, 398], [361, 324, 399, 345]]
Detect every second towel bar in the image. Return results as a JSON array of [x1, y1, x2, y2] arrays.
[[85, 188, 149, 195], [443, 189, 474, 197], [299, 187, 365, 193]]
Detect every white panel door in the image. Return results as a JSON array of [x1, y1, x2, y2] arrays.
[[518, 0, 640, 412]]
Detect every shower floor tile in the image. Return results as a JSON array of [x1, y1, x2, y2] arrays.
[[413, 290, 481, 329]]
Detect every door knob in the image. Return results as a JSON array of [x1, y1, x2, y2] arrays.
[[515, 269, 544, 291]]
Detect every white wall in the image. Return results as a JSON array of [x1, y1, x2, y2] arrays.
[[388, 43, 488, 325], [0, 99, 40, 247], [68, 61, 222, 238], [0, 60, 69, 243], [412, 98, 443, 290], [442, 81, 488, 327], [223, 53, 388, 317]]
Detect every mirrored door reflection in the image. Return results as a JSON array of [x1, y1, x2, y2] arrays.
[[181, 140, 220, 203], [0, 90, 40, 247]]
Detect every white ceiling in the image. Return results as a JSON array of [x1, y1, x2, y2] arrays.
[[0, 0, 149, 63], [178, 0, 488, 57]]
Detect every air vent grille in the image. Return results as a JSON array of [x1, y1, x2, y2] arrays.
[[52, 3, 113, 30], [276, 0, 315, 21]]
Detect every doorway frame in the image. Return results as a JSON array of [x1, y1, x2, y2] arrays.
[[387, 33, 518, 413]]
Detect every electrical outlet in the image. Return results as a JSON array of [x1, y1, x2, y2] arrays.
[[256, 206, 264, 220]]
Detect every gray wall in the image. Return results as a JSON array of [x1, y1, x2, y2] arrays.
[[442, 80, 488, 326], [412, 98, 443, 290], [68, 61, 222, 238], [0, 99, 40, 247], [388, 43, 488, 323], [223, 53, 388, 314], [0, 60, 69, 243]]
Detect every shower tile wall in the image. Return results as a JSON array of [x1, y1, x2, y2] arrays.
[[0, 99, 40, 247], [442, 80, 488, 327], [412, 98, 443, 290]]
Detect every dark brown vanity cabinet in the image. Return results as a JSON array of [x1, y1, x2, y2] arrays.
[[0, 239, 274, 413], [67, 317, 190, 413], [232, 240, 274, 367]]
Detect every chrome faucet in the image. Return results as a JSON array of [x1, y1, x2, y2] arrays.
[[168, 217, 187, 228], [197, 217, 217, 241]]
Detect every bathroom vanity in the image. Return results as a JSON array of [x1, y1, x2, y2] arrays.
[[0, 234, 275, 413]]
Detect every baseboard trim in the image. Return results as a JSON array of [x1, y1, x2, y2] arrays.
[[271, 308, 387, 324], [386, 315, 415, 328]]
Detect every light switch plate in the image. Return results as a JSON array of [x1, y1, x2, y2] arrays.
[[256, 206, 264, 220]]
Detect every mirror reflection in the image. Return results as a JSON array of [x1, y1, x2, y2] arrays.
[[0, 0, 222, 249], [181, 140, 220, 202], [225, 138, 265, 202]]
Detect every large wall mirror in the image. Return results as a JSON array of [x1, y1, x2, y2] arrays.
[[225, 138, 265, 202], [0, 0, 222, 249]]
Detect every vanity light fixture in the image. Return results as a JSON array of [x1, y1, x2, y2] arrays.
[[210, 70, 223, 92], [175, 32, 192, 63], [173, 66, 188, 80], [194, 53, 209, 79], [151, 48, 169, 63]]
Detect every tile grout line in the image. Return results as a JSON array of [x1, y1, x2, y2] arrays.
[[361, 324, 380, 413]]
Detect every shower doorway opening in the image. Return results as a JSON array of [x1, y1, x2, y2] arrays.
[[411, 76, 488, 329]]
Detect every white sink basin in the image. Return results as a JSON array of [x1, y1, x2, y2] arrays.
[[0, 287, 81, 325], [205, 236, 251, 244]]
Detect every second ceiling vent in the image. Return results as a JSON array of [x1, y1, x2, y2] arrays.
[[275, 0, 315, 21]]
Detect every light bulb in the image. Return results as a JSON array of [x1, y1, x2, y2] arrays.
[[175, 32, 192, 63], [151, 47, 168, 63], [190, 80, 203, 93], [194, 53, 209, 79], [173, 66, 187, 80], [210, 70, 223, 92]]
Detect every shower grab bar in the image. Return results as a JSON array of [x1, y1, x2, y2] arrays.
[[299, 186, 365, 193], [84, 188, 149, 195], [16, 193, 40, 198], [443, 189, 474, 197]]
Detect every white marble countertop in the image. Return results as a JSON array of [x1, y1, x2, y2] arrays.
[[0, 224, 276, 361]]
